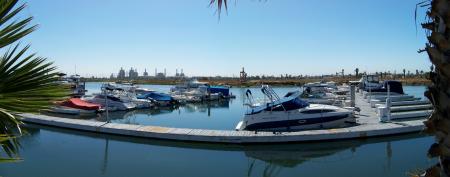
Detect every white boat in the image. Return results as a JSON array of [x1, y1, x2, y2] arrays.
[[170, 80, 223, 102], [82, 94, 136, 111], [236, 85, 355, 131], [170, 79, 209, 93], [101, 83, 154, 109], [359, 75, 382, 91], [300, 83, 346, 106], [56, 74, 87, 97], [48, 106, 97, 116]]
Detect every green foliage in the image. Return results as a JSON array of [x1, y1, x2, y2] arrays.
[[0, 0, 69, 160], [0, 134, 21, 162]]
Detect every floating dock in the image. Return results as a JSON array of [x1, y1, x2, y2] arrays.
[[19, 92, 427, 144]]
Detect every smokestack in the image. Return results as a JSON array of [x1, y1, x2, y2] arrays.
[[164, 68, 166, 76]]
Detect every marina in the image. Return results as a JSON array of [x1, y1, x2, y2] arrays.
[[20, 82, 430, 144], [0, 1, 442, 177]]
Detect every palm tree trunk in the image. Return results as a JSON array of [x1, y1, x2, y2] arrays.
[[421, 0, 450, 176]]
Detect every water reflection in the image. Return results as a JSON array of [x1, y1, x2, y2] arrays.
[[22, 124, 428, 177], [93, 100, 231, 124], [182, 100, 230, 115]]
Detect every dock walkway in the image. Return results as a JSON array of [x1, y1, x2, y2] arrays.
[[19, 93, 426, 144]]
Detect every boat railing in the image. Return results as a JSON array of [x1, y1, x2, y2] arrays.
[[261, 85, 286, 111]]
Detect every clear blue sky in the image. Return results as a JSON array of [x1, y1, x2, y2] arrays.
[[19, 0, 430, 77]]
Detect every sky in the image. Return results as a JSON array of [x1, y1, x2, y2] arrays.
[[16, 0, 431, 77]]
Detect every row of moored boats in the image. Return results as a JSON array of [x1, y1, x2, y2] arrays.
[[48, 79, 234, 116]]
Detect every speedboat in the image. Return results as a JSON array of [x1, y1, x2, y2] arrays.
[[60, 98, 102, 111], [100, 83, 153, 109], [170, 79, 209, 93], [48, 106, 97, 116], [359, 75, 383, 91], [300, 84, 346, 106], [46, 98, 102, 116], [137, 91, 178, 106], [82, 94, 136, 111], [170, 79, 230, 102], [56, 74, 87, 97], [236, 85, 355, 131]]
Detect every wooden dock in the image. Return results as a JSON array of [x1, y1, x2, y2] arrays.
[[18, 93, 427, 144]]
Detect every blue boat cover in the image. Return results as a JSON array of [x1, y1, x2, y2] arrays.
[[138, 92, 173, 101]]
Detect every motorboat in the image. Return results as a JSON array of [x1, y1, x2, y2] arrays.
[[300, 83, 346, 105], [46, 98, 102, 116], [170, 79, 230, 102], [48, 106, 97, 116], [101, 83, 153, 109], [60, 98, 102, 111], [236, 85, 355, 131], [359, 75, 382, 91], [56, 74, 87, 97], [170, 79, 209, 93], [137, 91, 178, 106], [82, 94, 136, 111], [365, 80, 404, 94]]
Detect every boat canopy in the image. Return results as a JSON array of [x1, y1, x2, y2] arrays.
[[61, 98, 101, 110], [209, 86, 229, 96], [370, 80, 404, 94]]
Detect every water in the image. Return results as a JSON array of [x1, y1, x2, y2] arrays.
[[0, 83, 435, 177], [0, 125, 435, 177], [84, 83, 428, 130]]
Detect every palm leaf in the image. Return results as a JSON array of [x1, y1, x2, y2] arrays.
[[0, 0, 69, 161], [0, 0, 37, 48], [0, 134, 21, 161]]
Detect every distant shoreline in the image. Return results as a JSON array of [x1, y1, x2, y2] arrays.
[[83, 77, 430, 87]]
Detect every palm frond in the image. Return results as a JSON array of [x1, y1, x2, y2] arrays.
[[0, 134, 21, 162], [0, 44, 69, 116], [0, 0, 69, 161], [0, 0, 37, 48], [210, 0, 228, 19]]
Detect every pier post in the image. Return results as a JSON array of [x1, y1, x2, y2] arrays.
[[350, 85, 355, 107], [104, 87, 110, 123], [386, 84, 391, 121]]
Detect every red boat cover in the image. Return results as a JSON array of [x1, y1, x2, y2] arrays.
[[61, 98, 101, 110]]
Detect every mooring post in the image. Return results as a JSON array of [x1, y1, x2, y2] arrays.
[[386, 84, 391, 121], [350, 85, 356, 107], [104, 87, 110, 123]]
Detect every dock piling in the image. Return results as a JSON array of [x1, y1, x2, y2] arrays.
[[350, 85, 356, 107]]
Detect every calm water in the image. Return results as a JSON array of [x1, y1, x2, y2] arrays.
[[0, 125, 434, 177], [0, 83, 433, 177]]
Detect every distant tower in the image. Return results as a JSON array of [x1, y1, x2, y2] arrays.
[[176, 69, 179, 77], [118, 67, 126, 79], [164, 68, 166, 77], [143, 69, 148, 77], [240, 67, 247, 83], [155, 68, 157, 76]]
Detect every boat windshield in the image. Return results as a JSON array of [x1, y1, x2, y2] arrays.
[[248, 91, 309, 114]]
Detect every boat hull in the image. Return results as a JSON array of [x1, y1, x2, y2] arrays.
[[239, 115, 354, 131]]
